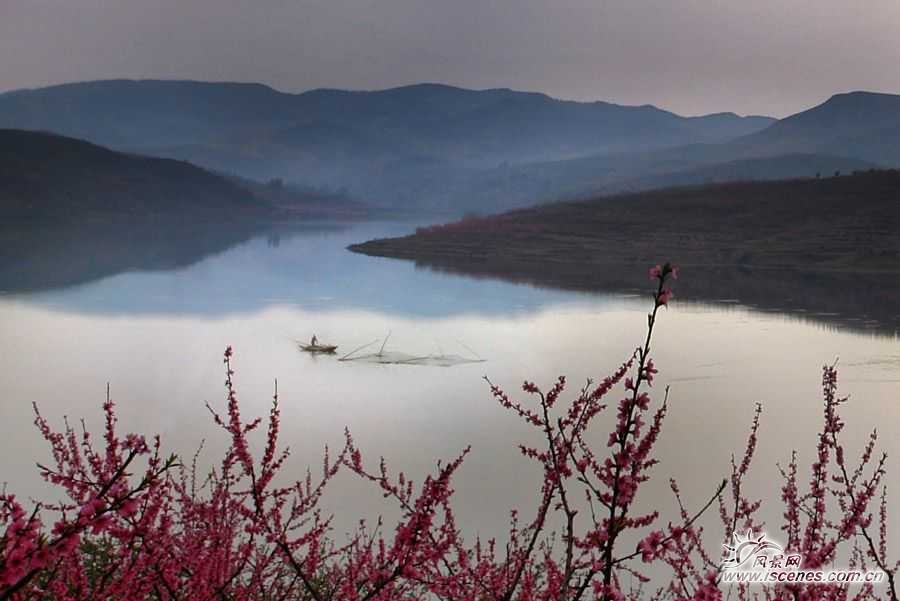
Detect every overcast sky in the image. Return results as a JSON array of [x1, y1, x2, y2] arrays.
[[2, 0, 900, 117]]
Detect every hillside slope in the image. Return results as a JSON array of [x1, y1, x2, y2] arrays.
[[351, 171, 900, 333], [0, 129, 264, 221], [352, 170, 900, 272], [737, 91, 900, 164]]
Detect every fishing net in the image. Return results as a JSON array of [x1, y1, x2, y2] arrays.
[[339, 351, 484, 367], [336, 337, 485, 367]]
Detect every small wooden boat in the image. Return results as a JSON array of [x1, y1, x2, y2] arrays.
[[299, 343, 338, 354]]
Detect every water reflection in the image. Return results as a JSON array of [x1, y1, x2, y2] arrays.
[[0, 221, 898, 552], [0, 219, 266, 293], [415, 260, 900, 338], [3, 221, 898, 338], [2, 221, 586, 318]]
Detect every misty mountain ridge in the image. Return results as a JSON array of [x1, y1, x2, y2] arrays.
[[483, 90, 900, 205], [0, 79, 774, 209], [735, 91, 900, 163], [2, 81, 900, 214], [0, 80, 773, 164]]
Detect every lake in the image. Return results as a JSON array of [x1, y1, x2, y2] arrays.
[[1, 221, 898, 549]]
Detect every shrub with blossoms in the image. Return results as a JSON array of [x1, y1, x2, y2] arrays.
[[1, 262, 897, 601]]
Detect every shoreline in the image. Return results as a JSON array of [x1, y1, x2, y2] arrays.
[[350, 172, 900, 335]]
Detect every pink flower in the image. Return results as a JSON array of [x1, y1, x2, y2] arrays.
[[657, 287, 674, 306], [118, 498, 140, 517], [694, 570, 722, 601], [637, 530, 666, 562], [649, 265, 663, 280], [643, 359, 658, 385]]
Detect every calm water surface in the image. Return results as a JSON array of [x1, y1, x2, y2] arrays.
[[1, 222, 898, 546]]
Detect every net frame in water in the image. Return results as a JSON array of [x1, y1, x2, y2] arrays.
[[336, 334, 485, 367]]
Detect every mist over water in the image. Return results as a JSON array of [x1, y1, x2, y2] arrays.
[[1, 222, 898, 547]]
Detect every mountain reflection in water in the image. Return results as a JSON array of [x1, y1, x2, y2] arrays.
[[1, 220, 896, 337]]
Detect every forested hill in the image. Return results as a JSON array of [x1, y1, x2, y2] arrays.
[[0, 129, 267, 221]]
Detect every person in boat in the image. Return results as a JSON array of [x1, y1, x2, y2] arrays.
[[310, 334, 318, 347]]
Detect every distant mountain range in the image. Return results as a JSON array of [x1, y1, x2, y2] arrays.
[[470, 91, 900, 204], [2, 80, 900, 214], [0, 80, 772, 163], [0, 80, 774, 212]]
